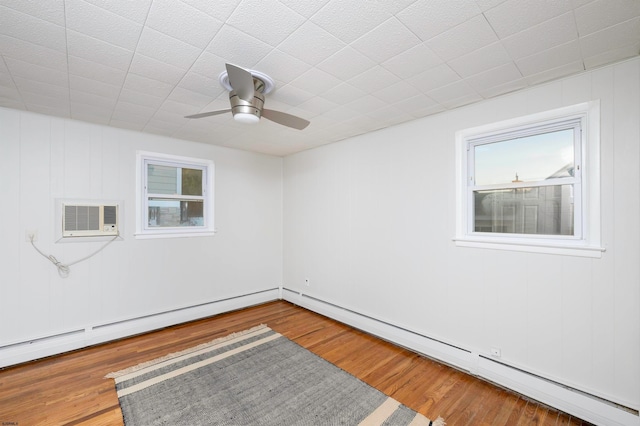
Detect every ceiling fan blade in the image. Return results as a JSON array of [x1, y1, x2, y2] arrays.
[[184, 109, 231, 119], [226, 63, 255, 102], [261, 109, 310, 130]]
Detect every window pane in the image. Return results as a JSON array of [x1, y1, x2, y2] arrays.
[[181, 168, 203, 196], [147, 164, 178, 194], [148, 199, 204, 227], [474, 185, 574, 235], [474, 129, 575, 185]]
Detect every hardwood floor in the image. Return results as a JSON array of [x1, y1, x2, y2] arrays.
[[0, 301, 591, 425]]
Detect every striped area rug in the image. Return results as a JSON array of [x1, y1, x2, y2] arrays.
[[106, 325, 445, 425]]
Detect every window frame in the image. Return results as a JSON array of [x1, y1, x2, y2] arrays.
[[136, 151, 215, 239], [454, 101, 604, 258]]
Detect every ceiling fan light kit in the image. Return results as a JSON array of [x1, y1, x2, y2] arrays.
[[186, 63, 310, 130]]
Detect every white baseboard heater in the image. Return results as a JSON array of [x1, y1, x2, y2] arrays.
[[282, 288, 639, 426]]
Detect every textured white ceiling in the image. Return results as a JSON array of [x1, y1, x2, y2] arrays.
[[1, 0, 639, 156]]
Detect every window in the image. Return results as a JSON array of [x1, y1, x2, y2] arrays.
[[136, 151, 214, 238], [455, 102, 603, 257]]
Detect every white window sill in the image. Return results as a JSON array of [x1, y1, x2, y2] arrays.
[[453, 237, 605, 258], [135, 230, 216, 239]]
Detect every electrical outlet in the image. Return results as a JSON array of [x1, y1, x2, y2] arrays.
[[490, 347, 501, 358], [304, 278, 310, 286], [25, 229, 38, 242]]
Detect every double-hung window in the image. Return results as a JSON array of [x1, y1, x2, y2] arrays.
[[455, 102, 603, 257], [136, 151, 214, 238]]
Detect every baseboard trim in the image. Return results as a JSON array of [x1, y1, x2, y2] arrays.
[[0, 288, 279, 369], [282, 289, 639, 426]]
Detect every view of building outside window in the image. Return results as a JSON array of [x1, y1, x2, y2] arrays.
[[147, 164, 205, 227], [470, 128, 577, 236]]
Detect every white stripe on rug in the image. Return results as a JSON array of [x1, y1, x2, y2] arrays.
[[358, 397, 400, 425], [107, 324, 272, 382], [117, 333, 281, 397]]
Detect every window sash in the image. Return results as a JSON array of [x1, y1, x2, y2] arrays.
[[137, 152, 214, 237], [465, 118, 583, 240]]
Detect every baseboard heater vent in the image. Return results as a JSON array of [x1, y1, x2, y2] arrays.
[[479, 355, 639, 416], [92, 288, 280, 331], [0, 329, 85, 351]]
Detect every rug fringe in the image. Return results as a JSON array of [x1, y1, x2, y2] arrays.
[[104, 324, 269, 379], [431, 417, 446, 426]]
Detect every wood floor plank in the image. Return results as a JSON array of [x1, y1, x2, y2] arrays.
[[0, 301, 593, 425]]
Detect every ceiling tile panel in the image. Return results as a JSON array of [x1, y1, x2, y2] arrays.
[[448, 42, 512, 77], [129, 53, 187, 86], [21, 89, 70, 109], [111, 100, 156, 121], [465, 62, 523, 92], [476, 77, 527, 98], [278, 0, 331, 18], [484, 0, 573, 38], [501, 12, 578, 60], [578, 17, 640, 58], [515, 40, 584, 76], [320, 82, 367, 105], [426, 15, 498, 62], [135, 27, 202, 70], [310, 0, 392, 44], [145, 0, 223, 49], [427, 80, 482, 108], [178, 71, 226, 99], [188, 51, 227, 81], [475, 0, 509, 12], [348, 66, 402, 93], [574, 0, 640, 36], [80, 0, 152, 24], [255, 50, 313, 84], [65, 0, 143, 51], [296, 96, 339, 116], [351, 17, 422, 64], [397, 0, 482, 41], [406, 63, 461, 94], [583, 42, 640, 69], [277, 21, 347, 66], [523, 60, 585, 85], [70, 89, 117, 110], [68, 55, 127, 87], [180, 0, 242, 22], [121, 73, 174, 99], [382, 44, 444, 79], [226, 0, 306, 46], [393, 93, 442, 117], [1, 0, 65, 26], [205, 25, 273, 68], [290, 68, 342, 95], [0, 35, 68, 72], [374, 80, 423, 104], [13, 76, 69, 101], [317, 46, 376, 81], [5, 58, 68, 87], [69, 74, 120, 99], [66, 30, 134, 71], [167, 87, 222, 112], [0, 6, 67, 53]]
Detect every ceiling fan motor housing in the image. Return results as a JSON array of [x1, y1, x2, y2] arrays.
[[229, 89, 265, 119]]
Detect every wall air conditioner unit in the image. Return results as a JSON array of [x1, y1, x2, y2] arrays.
[[62, 204, 119, 237]]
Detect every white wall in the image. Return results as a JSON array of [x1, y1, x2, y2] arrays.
[[283, 58, 640, 411], [0, 108, 282, 349]]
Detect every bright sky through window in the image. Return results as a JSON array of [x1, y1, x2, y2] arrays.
[[474, 129, 574, 185]]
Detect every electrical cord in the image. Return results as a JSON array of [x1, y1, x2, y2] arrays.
[[30, 234, 119, 278]]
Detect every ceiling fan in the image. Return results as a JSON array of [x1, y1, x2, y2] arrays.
[[185, 63, 310, 130]]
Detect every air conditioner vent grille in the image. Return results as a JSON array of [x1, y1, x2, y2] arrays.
[[62, 204, 119, 237]]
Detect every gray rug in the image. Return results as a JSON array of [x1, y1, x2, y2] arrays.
[[106, 325, 444, 425]]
